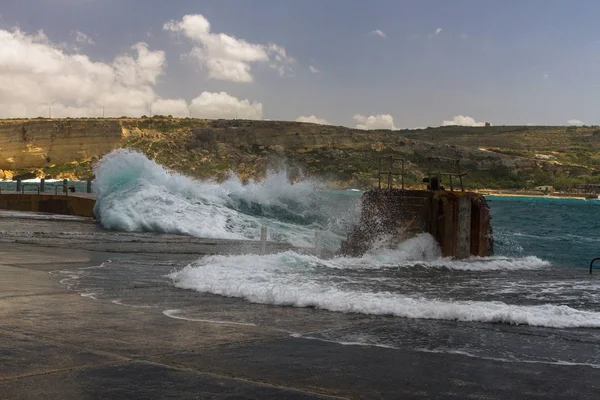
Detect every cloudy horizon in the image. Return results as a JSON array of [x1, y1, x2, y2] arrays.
[[0, 0, 598, 129]]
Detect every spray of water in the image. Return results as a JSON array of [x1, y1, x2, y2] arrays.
[[93, 149, 360, 247]]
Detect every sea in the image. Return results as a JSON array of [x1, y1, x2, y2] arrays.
[[5, 149, 600, 367]]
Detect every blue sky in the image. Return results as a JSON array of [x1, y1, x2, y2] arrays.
[[1, 0, 599, 128]]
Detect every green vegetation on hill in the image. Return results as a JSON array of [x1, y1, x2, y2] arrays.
[[2, 117, 600, 190]]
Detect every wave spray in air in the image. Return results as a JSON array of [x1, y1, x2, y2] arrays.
[[93, 149, 359, 247]]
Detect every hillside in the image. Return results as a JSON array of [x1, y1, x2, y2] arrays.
[[0, 117, 598, 190]]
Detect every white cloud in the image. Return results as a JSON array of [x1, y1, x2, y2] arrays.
[[567, 119, 584, 126], [72, 30, 94, 45], [435, 28, 442, 35], [442, 115, 486, 127], [543, 73, 549, 79], [353, 114, 397, 130], [371, 29, 387, 38], [164, 14, 294, 83], [0, 28, 263, 120], [152, 93, 262, 119], [309, 65, 320, 74], [295, 115, 329, 125], [190, 92, 262, 119], [151, 98, 189, 117], [0, 28, 165, 118]]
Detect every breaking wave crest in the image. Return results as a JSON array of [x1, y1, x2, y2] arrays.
[[167, 236, 583, 329], [93, 149, 357, 247]]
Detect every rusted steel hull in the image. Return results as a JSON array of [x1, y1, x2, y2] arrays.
[[339, 189, 493, 259]]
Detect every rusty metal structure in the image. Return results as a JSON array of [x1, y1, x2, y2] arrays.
[[339, 156, 493, 259]]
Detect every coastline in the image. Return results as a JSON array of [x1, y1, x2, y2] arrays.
[[476, 190, 589, 201]]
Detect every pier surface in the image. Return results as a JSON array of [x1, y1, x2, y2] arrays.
[[1, 214, 599, 399]]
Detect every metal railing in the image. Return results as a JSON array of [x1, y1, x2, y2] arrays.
[[21, 183, 40, 194], [377, 156, 406, 190], [54, 184, 69, 196], [590, 258, 600, 274], [426, 156, 467, 192]]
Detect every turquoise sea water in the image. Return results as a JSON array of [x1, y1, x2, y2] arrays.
[[490, 196, 600, 269], [0, 180, 89, 193]]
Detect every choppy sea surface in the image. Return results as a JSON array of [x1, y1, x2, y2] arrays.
[[7, 150, 600, 350]]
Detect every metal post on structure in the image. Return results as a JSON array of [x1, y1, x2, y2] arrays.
[[590, 257, 600, 274], [387, 157, 392, 190], [314, 231, 323, 258], [16, 178, 22, 192], [260, 226, 268, 255], [40, 178, 45, 193], [401, 159, 405, 190], [86, 179, 92, 194], [457, 160, 464, 191], [63, 179, 68, 194]]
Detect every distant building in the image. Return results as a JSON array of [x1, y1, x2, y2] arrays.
[[535, 185, 554, 194], [573, 184, 600, 194]]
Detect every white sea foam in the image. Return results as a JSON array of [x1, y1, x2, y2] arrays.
[[167, 242, 591, 328], [93, 149, 345, 246], [162, 309, 257, 326], [420, 255, 550, 271]]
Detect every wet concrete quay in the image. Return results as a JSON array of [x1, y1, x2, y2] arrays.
[[1, 214, 600, 399]]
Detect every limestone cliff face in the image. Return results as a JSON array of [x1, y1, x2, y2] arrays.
[[0, 119, 124, 172], [0, 117, 596, 189]]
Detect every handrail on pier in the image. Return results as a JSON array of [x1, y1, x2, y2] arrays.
[[377, 156, 406, 190], [21, 183, 40, 194], [54, 184, 69, 196], [426, 157, 466, 192], [590, 257, 600, 274]]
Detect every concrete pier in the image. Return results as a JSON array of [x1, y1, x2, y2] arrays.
[[0, 192, 96, 217], [340, 189, 493, 258]]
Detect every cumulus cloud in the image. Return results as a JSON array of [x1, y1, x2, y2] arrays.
[[309, 65, 320, 73], [164, 14, 294, 83], [0, 28, 263, 120], [567, 119, 584, 126], [72, 30, 94, 45], [371, 29, 387, 38], [295, 115, 329, 125], [151, 93, 262, 119], [442, 115, 486, 127], [151, 98, 189, 117], [435, 28, 442, 35], [353, 114, 397, 130], [0, 28, 165, 118], [190, 91, 262, 119]]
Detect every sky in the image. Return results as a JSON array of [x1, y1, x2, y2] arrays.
[[1, 0, 599, 129]]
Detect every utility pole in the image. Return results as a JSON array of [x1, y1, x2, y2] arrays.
[[102, 106, 105, 118]]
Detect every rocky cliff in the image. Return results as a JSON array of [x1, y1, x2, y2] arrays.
[[0, 119, 124, 179], [0, 117, 597, 189]]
